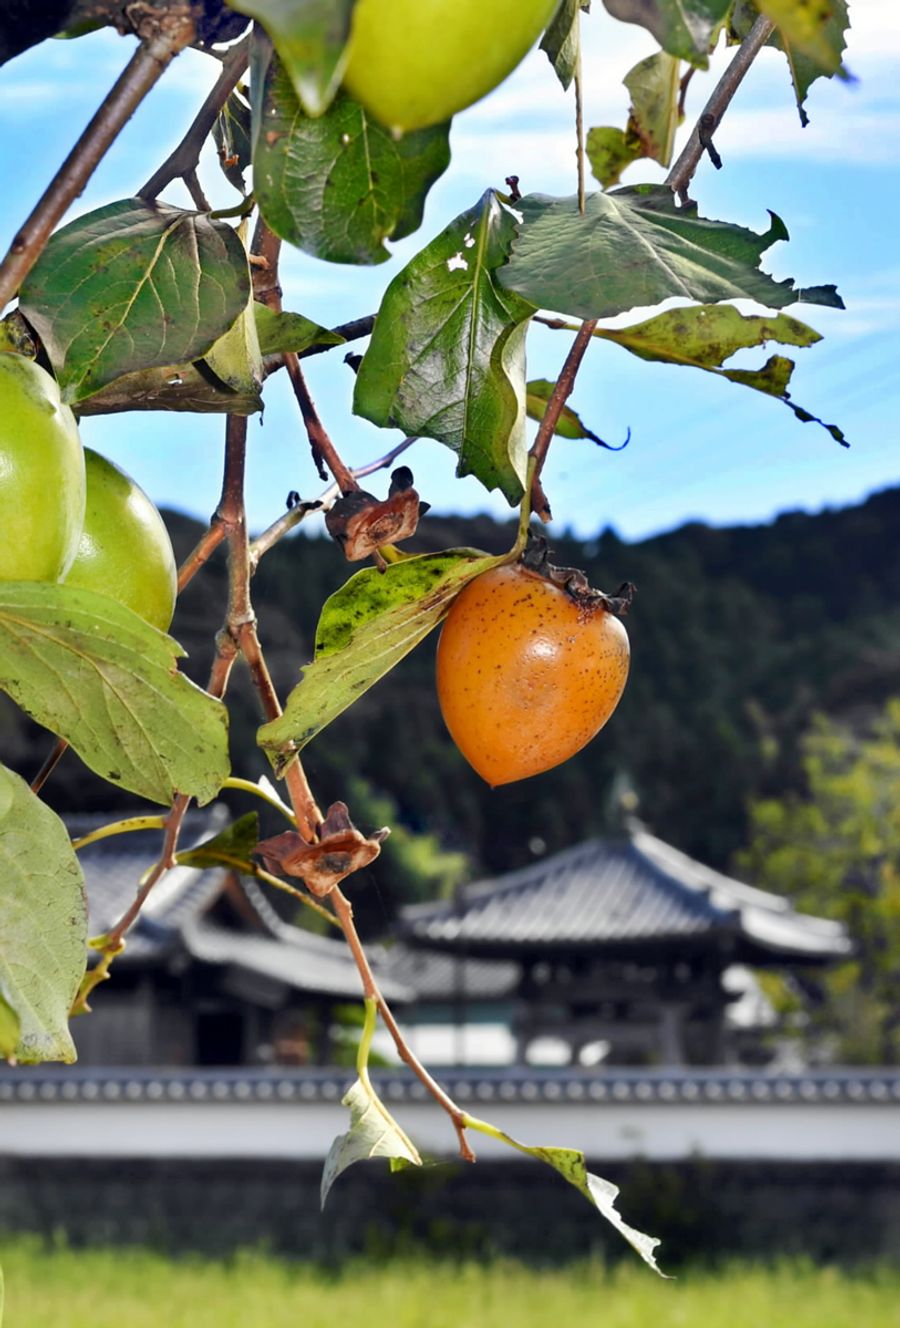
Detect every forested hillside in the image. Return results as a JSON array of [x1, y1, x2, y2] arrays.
[[5, 485, 898, 926]]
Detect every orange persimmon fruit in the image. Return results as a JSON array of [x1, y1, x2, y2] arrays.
[[436, 563, 629, 785]]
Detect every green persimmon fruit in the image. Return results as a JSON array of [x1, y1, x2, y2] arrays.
[[0, 353, 85, 581], [342, 0, 562, 134], [64, 448, 177, 632]]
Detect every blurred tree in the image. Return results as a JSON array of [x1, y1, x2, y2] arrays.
[[737, 700, 900, 1064]]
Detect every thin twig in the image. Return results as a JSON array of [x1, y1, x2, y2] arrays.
[[298, 315, 375, 360], [0, 7, 195, 311], [574, 14, 586, 215], [528, 318, 599, 522], [31, 736, 69, 794], [250, 219, 360, 492], [103, 793, 193, 950], [285, 354, 359, 492], [330, 887, 476, 1162], [666, 14, 776, 204], [248, 436, 418, 567], [177, 519, 227, 592], [138, 33, 250, 201]]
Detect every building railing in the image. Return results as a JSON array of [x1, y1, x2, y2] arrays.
[[2, 1064, 899, 1106]]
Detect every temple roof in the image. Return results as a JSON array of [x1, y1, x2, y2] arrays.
[[401, 825, 851, 967]]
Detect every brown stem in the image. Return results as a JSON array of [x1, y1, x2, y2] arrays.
[[249, 219, 358, 492], [0, 7, 195, 311], [215, 413, 323, 840], [31, 737, 69, 795], [666, 14, 776, 204], [285, 353, 358, 493], [138, 33, 251, 201], [238, 620, 322, 841], [330, 887, 476, 1162], [574, 24, 586, 216], [104, 793, 192, 949], [177, 519, 227, 593], [528, 318, 598, 522]]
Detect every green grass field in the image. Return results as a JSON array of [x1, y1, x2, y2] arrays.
[[0, 1244, 897, 1328]]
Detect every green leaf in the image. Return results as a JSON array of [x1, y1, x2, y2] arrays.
[[20, 199, 250, 405], [754, 0, 845, 73], [321, 1074, 422, 1206], [228, 0, 355, 116], [587, 51, 681, 187], [321, 997, 421, 1206], [254, 59, 451, 265], [540, 0, 591, 91], [464, 1114, 666, 1274], [203, 282, 264, 403], [601, 0, 730, 65], [258, 548, 505, 766], [498, 187, 844, 320], [254, 305, 345, 357], [213, 89, 253, 192], [594, 303, 846, 442], [0, 584, 230, 806], [354, 191, 536, 502], [0, 992, 20, 1060], [585, 127, 643, 190], [177, 812, 260, 870], [0, 765, 87, 1064], [526, 379, 606, 442]]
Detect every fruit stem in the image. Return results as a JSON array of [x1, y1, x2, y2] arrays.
[[666, 14, 776, 205], [574, 11, 586, 216], [0, 5, 196, 311], [330, 886, 477, 1163], [527, 318, 599, 521]]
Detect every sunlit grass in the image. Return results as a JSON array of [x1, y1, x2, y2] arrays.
[[0, 1242, 896, 1328]]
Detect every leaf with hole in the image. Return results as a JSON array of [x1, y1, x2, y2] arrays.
[[0, 584, 230, 806], [254, 58, 451, 265], [498, 188, 844, 320], [258, 548, 506, 767], [0, 765, 87, 1064], [20, 199, 250, 405], [354, 190, 535, 502]]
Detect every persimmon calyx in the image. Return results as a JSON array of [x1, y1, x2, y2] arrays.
[[519, 535, 635, 616], [256, 801, 389, 897], [325, 466, 429, 562]]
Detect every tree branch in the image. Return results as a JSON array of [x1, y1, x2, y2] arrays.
[[0, 4, 195, 311], [138, 32, 250, 201], [666, 14, 776, 204], [330, 887, 476, 1162], [528, 318, 598, 522]]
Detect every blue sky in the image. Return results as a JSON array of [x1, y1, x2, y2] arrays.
[[0, 4, 897, 542]]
